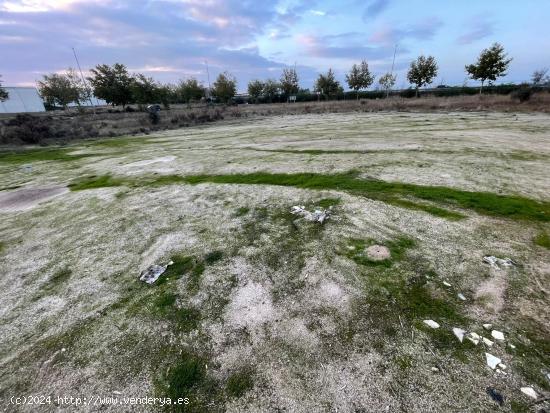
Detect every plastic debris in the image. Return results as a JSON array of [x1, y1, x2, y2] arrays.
[[520, 387, 538, 399], [423, 320, 440, 329], [483, 256, 515, 269], [457, 293, 466, 301], [453, 328, 466, 343], [290, 205, 331, 224], [483, 323, 493, 331], [139, 260, 174, 284], [442, 281, 452, 287], [486, 353, 501, 370], [491, 330, 505, 341], [486, 387, 504, 406], [483, 337, 494, 347]]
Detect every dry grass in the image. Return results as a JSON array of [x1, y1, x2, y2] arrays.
[[1, 93, 550, 146]]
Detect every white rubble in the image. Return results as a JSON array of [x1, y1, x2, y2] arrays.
[[457, 293, 466, 301], [483, 337, 494, 347], [423, 320, 440, 329], [452, 328, 466, 343], [139, 260, 174, 284], [483, 323, 493, 331], [467, 332, 481, 345], [491, 330, 505, 341], [486, 353, 501, 370], [442, 281, 452, 287], [290, 205, 331, 224], [520, 387, 538, 399], [498, 363, 506, 370], [483, 256, 515, 269]]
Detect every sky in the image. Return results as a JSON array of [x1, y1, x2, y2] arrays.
[[1, 0, 549, 92]]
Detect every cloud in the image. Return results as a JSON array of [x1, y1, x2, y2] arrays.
[[457, 15, 494, 45], [362, 0, 390, 21], [369, 17, 444, 45]]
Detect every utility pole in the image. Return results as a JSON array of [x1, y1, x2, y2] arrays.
[[72, 47, 95, 113], [387, 43, 398, 98], [205, 60, 211, 101]]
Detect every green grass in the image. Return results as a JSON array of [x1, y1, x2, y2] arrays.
[[234, 207, 250, 217], [68, 174, 126, 191], [534, 232, 550, 249], [0, 148, 98, 164], [316, 197, 341, 208], [183, 171, 550, 222]]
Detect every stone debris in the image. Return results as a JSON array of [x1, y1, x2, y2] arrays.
[[483, 256, 515, 269], [509, 343, 516, 349], [139, 260, 174, 284], [423, 320, 440, 329], [442, 281, 452, 287], [467, 332, 481, 345], [483, 337, 494, 347], [453, 327, 466, 343], [290, 205, 331, 224], [520, 387, 538, 399], [498, 363, 506, 370], [431, 367, 439, 373], [457, 293, 466, 301], [483, 323, 493, 331], [486, 353, 501, 370], [491, 330, 505, 341]]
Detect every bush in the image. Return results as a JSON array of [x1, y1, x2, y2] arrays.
[[2, 114, 53, 144], [511, 85, 532, 103]]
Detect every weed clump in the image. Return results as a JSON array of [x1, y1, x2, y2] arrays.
[[534, 232, 550, 249], [226, 367, 254, 398]]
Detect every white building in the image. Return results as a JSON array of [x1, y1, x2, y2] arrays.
[[0, 87, 45, 114]]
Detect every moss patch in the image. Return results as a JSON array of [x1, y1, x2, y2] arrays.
[[226, 367, 255, 398], [68, 174, 125, 191]]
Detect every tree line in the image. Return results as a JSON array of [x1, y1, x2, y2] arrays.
[[2, 42, 549, 109]]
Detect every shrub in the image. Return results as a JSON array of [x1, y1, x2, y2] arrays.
[[511, 84, 532, 103]]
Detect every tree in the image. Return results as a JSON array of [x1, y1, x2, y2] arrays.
[[379, 72, 397, 97], [532, 68, 549, 86], [37, 68, 87, 109], [407, 55, 438, 97], [88, 63, 133, 107], [0, 75, 8, 102], [346, 60, 375, 99], [314, 68, 343, 99], [262, 79, 280, 103], [176, 78, 205, 104], [212, 72, 237, 103], [247, 79, 264, 103], [465, 43, 512, 94], [280, 67, 299, 100], [131, 74, 159, 107]]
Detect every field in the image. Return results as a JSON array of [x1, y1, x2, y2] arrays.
[[0, 111, 549, 412]]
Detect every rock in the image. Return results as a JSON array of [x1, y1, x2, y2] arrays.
[[139, 260, 174, 284], [423, 320, 440, 329], [509, 343, 516, 349], [520, 387, 538, 399], [431, 367, 439, 372], [491, 330, 505, 341], [486, 387, 504, 406], [443, 281, 452, 287], [467, 332, 481, 345], [457, 293, 466, 301], [483, 337, 494, 347], [483, 256, 515, 269], [486, 353, 501, 370], [498, 363, 506, 370], [453, 327, 466, 343], [483, 323, 493, 331], [365, 245, 391, 261]]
